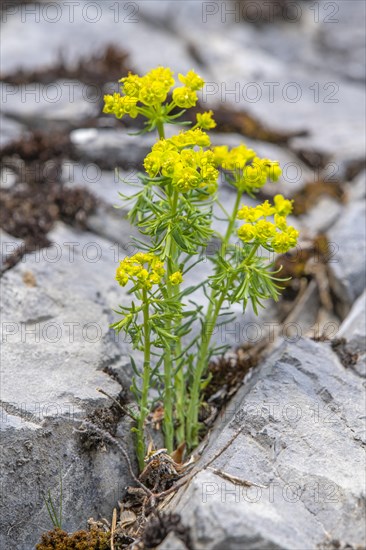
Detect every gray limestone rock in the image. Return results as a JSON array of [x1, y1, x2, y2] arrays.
[[0, 223, 136, 549], [69, 128, 154, 170], [1, 80, 98, 128], [338, 290, 366, 378], [327, 202, 366, 317], [338, 291, 366, 354], [158, 338, 366, 550]]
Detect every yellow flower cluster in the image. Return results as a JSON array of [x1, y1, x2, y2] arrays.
[[237, 195, 299, 253], [103, 67, 205, 119], [212, 145, 282, 192], [172, 70, 205, 108], [116, 253, 165, 290], [169, 271, 183, 285], [103, 93, 138, 119], [143, 130, 218, 195], [196, 110, 216, 130]]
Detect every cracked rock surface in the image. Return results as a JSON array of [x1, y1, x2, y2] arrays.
[[159, 338, 366, 550], [0, 223, 136, 549]]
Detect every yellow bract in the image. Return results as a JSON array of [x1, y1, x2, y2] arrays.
[[104, 67, 206, 120], [143, 130, 218, 195], [212, 145, 282, 192], [178, 70, 205, 91], [172, 87, 198, 108], [196, 110, 216, 130], [169, 271, 183, 285], [116, 253, 165, 290], [237, 196, 298, 253], [103, 93, 138, 119]]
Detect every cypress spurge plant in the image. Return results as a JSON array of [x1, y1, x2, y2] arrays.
[[104, 67, 299, 469]]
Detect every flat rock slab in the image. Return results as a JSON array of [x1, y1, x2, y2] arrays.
[[1, 80, 99, 127], [338, 290, 366, 378], [327, 201, 366, 317], [0, 223, 136, 549], [160, 338, 366, 550], [69, 128, 155, 170]]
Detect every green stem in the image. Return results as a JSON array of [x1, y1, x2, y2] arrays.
[[166, 191, 186, 444], [161, 165, 180, 452], [185, 187, 243, 448], [136, 288, 151, 470], [185, 282, 229, 448], [151, 116, 175, 452], [223, 186, 242, 253], [156, 119, 165, 140]]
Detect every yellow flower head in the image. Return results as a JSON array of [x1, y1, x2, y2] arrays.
[[264, 160, 282, 182], [170, 129, 210, 149], [237, 198, 298, 252], [144, 151, 162, 178], [271, 227, 299, 253], [274, 194, 293, 216], [103, 94, 138, 119], [212, 145, 229, 166], [196, 111, 216, 130], [172, 86, 198, 108], [139, 80, 170, 106], [169, 271, 183, 285], [143, 129, 216, 196], [119, 73, 143, 98], [178, 70, 204, 91], [146, 67, 175, 90], [160, 150, 181, 177], [212, 144, 256, 172], [172, 164, 201, 192], [116, 253, 165, 290], [255, 200, 276, 218], [237, 205, 262, 222], [255, 220, 277, 242], [238, 224, 257, 243]]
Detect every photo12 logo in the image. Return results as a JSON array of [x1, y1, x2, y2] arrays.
[[1, 2, 140, 24], [201, 479, 341, 504], [202, 1, 340, 24]]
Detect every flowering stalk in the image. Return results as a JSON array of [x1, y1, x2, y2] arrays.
[[186, 188, 243, 447], [137, 288, 151, 469], [104, 67, 299, 465]]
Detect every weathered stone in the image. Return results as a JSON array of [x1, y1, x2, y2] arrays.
[[0, 223, 136, 549], [0, 2, 196, 76], [314, 0, 366, 83], [69, 129, 153, 169], [158, 531, 189, 550], [0, 228, 24, 273], [346, 169, 366, 203], [327, 202, 366, 317], [159, 338, 366, 550], [338, 290, 366, 378], [338, 290, 366, 354], [1, 80, 98, 128], [299, 196, 342, 235]]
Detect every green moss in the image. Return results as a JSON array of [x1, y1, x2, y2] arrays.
[[36, 527, 110, 550]]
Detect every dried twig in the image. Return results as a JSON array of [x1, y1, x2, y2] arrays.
[[110, 508, 117, 550], [203, 425, 245, 470], [96, 388, 137, 421], [207, 467, 266, 488]]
